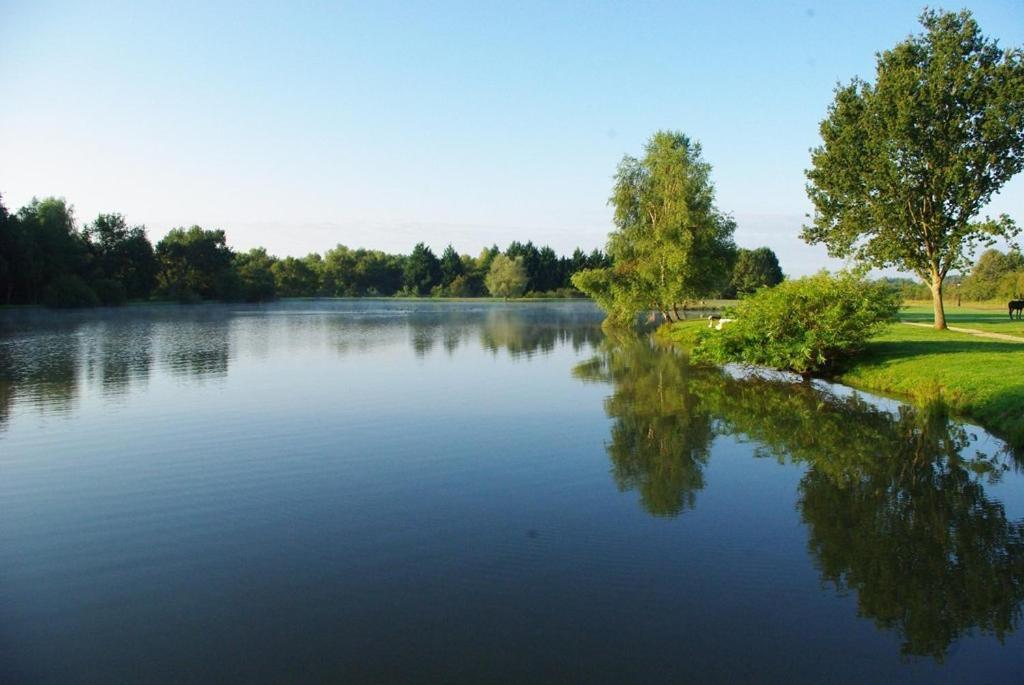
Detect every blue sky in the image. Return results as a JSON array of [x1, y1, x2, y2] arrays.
[[1, 0, 1022, 275]]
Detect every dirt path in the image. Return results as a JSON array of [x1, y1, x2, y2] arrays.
[[901, 320, 1024, 343]]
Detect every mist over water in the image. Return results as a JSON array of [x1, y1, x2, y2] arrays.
[[1, 300, 1022, 683]]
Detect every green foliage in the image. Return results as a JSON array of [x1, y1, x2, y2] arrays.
[[877, 276, 930, 302], [90, 278, 127, 305], [573, 130, 736, 325], [730, 247, 783, 296], [571, 267, 627, 321], [403, 243, 441, 296], [439, 244, 464, 286], [271, 256, 322, 297], [0, 191, 604, 304], [155, 226, 235, 301], [693, 271, 900, 375], [233, 248, 277, 302], [961, 249, 1024, 301], [998, 271, 1024, 300], [803, 9, 1024, 328], [84, 213, 157, 299], [504, 241, 541, 292], [11, 197, 89, 304], [322, 245, 404, 296], [43, 273, 99, 308], [484, 254, 528, 299]]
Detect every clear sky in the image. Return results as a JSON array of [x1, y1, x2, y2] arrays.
[[1, 0, 1022, 275]]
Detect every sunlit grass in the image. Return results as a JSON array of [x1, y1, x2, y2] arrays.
[[838, 324, 1024, 446], [899, 302, 1024, 338], [662, 317, 1024, 447]]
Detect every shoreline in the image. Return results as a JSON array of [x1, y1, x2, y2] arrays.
[[660, 319, 1024, 450]]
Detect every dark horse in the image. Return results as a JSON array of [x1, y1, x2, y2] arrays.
[[1010, 299, 1024, 320]]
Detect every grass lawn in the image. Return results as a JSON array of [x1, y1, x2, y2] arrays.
[[661, 317, 1024, 448], [837, 324, 1024, 447], [900, 301, 1024, 338]]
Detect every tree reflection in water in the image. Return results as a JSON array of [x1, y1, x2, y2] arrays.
[[574, 331, 714, 516], [576, 334, 1024, 660]]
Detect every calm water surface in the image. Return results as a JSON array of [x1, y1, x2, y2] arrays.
[[1, 300, 1022, 683]]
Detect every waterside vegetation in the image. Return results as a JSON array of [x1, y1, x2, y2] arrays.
[[0, 194, 613, 306], [573, 9, 1024, 443], [663, 310, 1024, 448]]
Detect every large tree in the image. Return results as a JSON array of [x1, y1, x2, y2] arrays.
[[803, 9, 1024, 329], [572, 130, 736, 325]]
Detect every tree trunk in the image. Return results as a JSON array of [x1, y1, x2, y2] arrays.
[[930, 273, 946, 330]]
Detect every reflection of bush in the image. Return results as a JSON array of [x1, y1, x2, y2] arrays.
[[576, 334, 1024, 659]]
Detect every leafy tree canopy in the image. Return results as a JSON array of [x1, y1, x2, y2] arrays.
[[403, 242, 442, 296], [803, 9, 1024, 328], [573, 130, 736, 325], [484, 254, 528, 299], [730, 247, 783, 296]]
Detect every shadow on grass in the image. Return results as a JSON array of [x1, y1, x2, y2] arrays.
[[900, 310, 1018, 325], [858, 339, 1024, 357], [840, 338, 1024, 452]]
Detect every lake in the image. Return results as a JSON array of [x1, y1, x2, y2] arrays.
[[1, 299, 1023, 683]]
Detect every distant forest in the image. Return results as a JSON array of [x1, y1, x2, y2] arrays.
[[0, 194, 787, 308], [0, 194, 613, 306]]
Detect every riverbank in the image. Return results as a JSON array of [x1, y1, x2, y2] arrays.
[[661, 317, 1024, 448]]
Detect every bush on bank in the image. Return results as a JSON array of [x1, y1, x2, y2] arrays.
[[692, 271, 899, 375]]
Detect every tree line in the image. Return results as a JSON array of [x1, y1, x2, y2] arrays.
[[958, 249, 1024, 302], [0, 192, 785, 308], [0, 194, 620, 306], [881, 248, 1023, 304]]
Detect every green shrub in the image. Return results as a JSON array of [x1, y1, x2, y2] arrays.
[[43, 274, 100, 309], [692, 271, 899, 375], [91, 278, 127, 305]]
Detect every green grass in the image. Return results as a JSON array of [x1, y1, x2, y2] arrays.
[[837, 324, 1024, 446], [660, 318, 1024, 448], [900, 302, 1024, 337]]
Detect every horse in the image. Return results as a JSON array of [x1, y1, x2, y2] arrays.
[[1010, 300, 1024, 320]]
